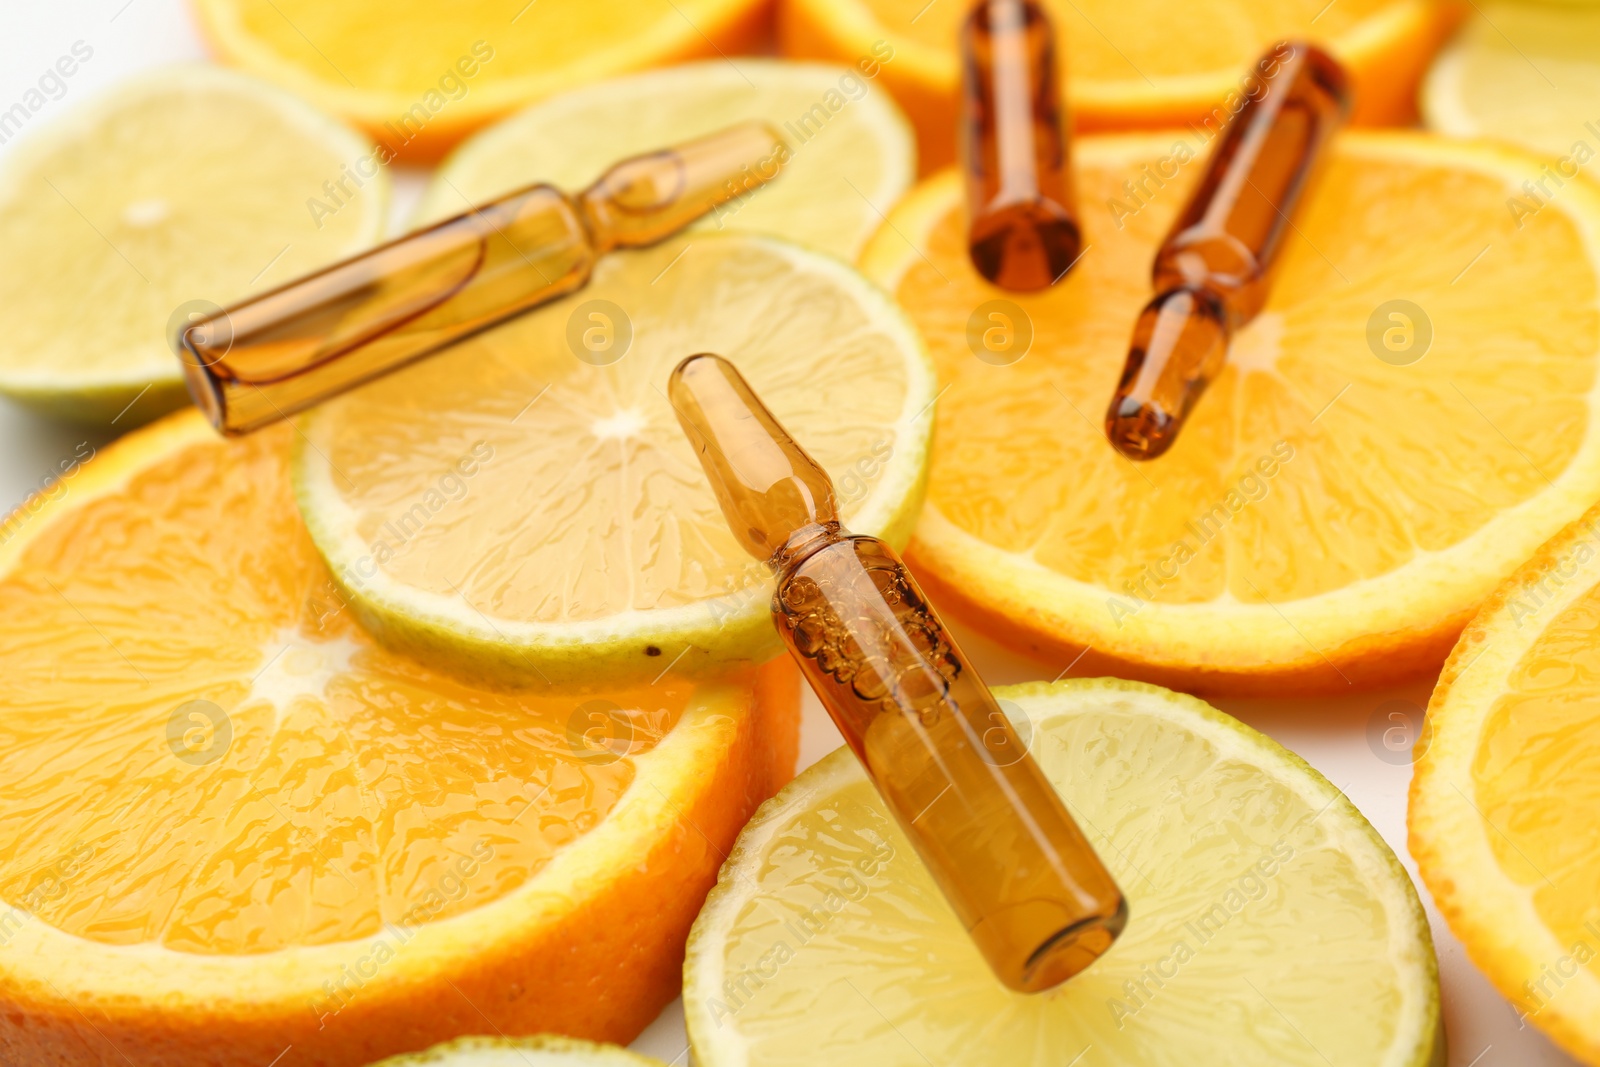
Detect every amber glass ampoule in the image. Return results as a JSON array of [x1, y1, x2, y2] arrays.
[[960, 0, 1079, 290], [670, 353, 1125, 992], [1105, 42, 1350, 459], [177, 123, 785, 435]]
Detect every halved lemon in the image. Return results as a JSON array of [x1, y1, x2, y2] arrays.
[[779, 0, 1459, 170], [859, 132, 1600, 694], [416, 60, 915, 262], [294, 233, 936, 687], [1411, 500, 1600, 1064], [0, 409, 799, 1065], [0, 64, 386, 426], [191, 0, 771, 162], [686, 678, 1442, 1065], [1424, 0, 1600, 160], [369, 1036, 663, 1067]]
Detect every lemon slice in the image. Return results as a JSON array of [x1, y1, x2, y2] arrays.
[[415, 60, 914, 261], [293, 234, 935, 686], [369, 1036, 664, 1067], [0, 65, 386, 425], [1411, 500, 1600, 1063], [1424, 1, 1600, 159], [686, 678, 1443, 1066]]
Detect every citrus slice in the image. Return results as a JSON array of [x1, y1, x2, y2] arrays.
[[191, 0, 770, 163], [415, 60, 915, 262], [1410, 501, 1600, 1064], [369, 1036, 663, 1067], [1424, 1, 1600, 160], [685, 678, 1442, 1066], [779, 0, 1459, 170], [858, 132, 1600, 695], [293, 233, 936, 687], [0, 65, 386, 426], [0, 409, 800, 1065]]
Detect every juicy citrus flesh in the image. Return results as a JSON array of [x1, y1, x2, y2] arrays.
[[1425, 1, 1600, 158], [1411, 502, 1600, 1063], [1477, 586, 1600, 946], [0, 413, 730, 956], [0, 66, 383, 403], [687, 680, 1440, 1066], [294, 234, 934, 682], [862, 132, 1600, 682], [416, 60, 915, 262]]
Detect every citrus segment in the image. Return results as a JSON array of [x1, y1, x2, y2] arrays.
[[0, 65, 386, 425], [1411, 501, 1600, 1064], [858, 132, 1600, 693], [779, 0, 1459, 169], [416, 60, 915, 262], [686, 679, 1442, 1066], [294, 234, 936, 687], [1424, 1, 1600, 161], [0, 409, 800, 1065], [192, 0, 771, 162]]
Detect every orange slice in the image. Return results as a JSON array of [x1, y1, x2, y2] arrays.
[[0, 410, 799, 1065], [780, 0, 1460, 170], [859, 132, 1600, 694], [1410, 501, 1600, 1065], [190, 0, 772, 162]]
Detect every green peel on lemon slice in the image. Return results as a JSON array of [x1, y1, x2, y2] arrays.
[[293, 233, 935, 687], [685, 678, 1443, 1067]]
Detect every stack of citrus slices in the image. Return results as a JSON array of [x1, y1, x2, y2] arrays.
[[0, 54, 940, 1067], [3, 3, 1597, 1065]]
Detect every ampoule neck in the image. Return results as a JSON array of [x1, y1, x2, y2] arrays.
[[770, 521, 847, 572]]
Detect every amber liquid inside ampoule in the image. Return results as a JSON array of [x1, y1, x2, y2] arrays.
[[1105, 42, 1351, 459], [670, 353, 1125, 993], [178, 122, 785, 435], [961, 0, 1080, 290]]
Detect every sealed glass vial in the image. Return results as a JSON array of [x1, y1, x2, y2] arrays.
[[960, 0, 1081, 290], [670, 353, 1126, 992], [177, 123, 786, 435], [1105, 42, 1350, 459]]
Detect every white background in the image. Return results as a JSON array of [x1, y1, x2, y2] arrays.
[[0, 3, 1582, 1065]]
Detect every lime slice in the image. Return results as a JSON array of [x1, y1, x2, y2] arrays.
[[686, 678, 1443, 1066], [414, 60, 915, 261], [368, 1036, 663, 1067], [0, 65, 387, 425], [1424, 2, 1600, 158], [293, 233, 935, 686]]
